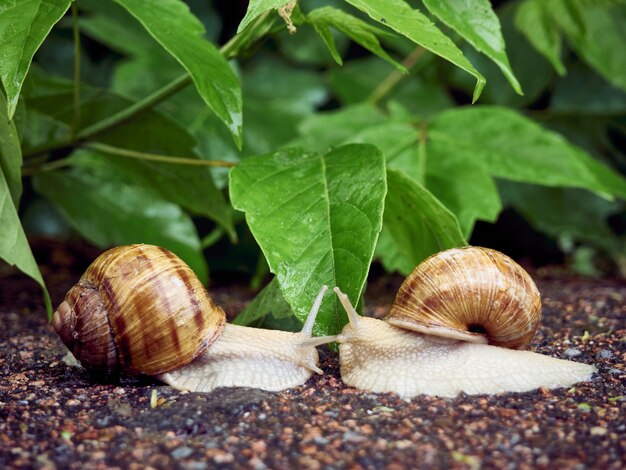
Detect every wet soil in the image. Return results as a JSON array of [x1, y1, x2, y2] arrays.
[[1, 242, 624, 469]]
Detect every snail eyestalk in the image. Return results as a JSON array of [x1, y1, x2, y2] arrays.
[[333, 287, 361, 328]]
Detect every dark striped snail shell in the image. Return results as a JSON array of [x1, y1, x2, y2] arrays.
[[52, 244, 225, 378]]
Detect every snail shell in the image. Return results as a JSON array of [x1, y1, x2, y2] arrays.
[[52, 244, 225, 378], [386, 246, 541, 349]]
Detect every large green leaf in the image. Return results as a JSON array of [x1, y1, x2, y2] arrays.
[[427, 106, 626, 200], [514, 0, 565, 75], [307, 7, 406, 72], [425, 157, 501, 238], [24, 75, 234, 238], [422, 0, 521, 94], [0, 91, 22, 205], [33, 164, 208, 282], [113, 0, 243, 147], [376, 169, 466, 275], [230, 145, 386, 336], [0, 0, 71, 118], [238, 0, 291, 33], [345, 0, 485, 102]]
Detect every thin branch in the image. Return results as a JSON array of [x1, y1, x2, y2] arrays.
[[84, 142, 237, 167], [77, 74, 192, 142], [368, 47, 426, 106]]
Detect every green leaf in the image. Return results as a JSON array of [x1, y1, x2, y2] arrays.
[[0, 0, 72, 118], [233, 278, 294, 326], [238, 0, 291, 33], [450, 4, 553, 109], [0, 100, 51, 317], [293, 103, 387, 152], [113, 0, 243, 147], [230, 144, 386, 336], [33, 163, 208, 283], [376, 169, 467, 275], [427, 106, 626, 200], [515, 0, 565, 75], [308, 7, 406, 72], [345, 0, 485, 102], [422, 0, 521, 94], [24, 74, 234, 238], [0, 91, 22, 206], [501, 182, 623, 256], [425, 157, 501, 238]]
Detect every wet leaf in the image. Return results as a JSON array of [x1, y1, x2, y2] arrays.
[[346, 0, 485, 102], [0, 91, 22, 206], [423, 0, 521, 94], [113, 0, 243, 147], [308, 7, 406, 72], [238, 0, 291, 33], [0, 0, 71, 118], [376, 169, 466, 275], [230, 144, 386, 335]]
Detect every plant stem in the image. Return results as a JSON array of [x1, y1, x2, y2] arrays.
[[77, 74, 192, 141], [368, 47, 426, 106], [21, 158, 74, 176], [84, 142, 237, 167], [23, 10, 272, 161], [71, 1, 80, 139]]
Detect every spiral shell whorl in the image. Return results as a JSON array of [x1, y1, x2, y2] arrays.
[[386, 246, 542, 349], [52, 244, 225, 377]]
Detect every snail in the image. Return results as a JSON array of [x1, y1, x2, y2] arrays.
[[329, 246, 596, 398], [52, 244, 334, 393]]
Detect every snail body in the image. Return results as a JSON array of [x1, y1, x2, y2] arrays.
[[332, 246, 595, 398], [52, 244, 331, 393]]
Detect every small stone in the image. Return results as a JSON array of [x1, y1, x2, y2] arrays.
[[590, 426, 607, 436], [564, 348, 582, 358], [171, 446, 194, 460], [596, 349, 613, 359]]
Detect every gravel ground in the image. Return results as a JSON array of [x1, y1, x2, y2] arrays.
[[1, 244, 624, 469]]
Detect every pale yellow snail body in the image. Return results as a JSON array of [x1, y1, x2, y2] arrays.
[[332, 247, 596, 398], [52, 244, 332, 393]]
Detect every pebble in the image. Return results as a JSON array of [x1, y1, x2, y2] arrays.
[[564, 348, 582, 357], [171, 446, 194, 460], [596, 349, 613, 359], [590, 427, 608, 436]]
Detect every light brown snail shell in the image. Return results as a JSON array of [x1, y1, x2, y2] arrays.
[[386, 246, 542, 349], [52, 244, 225, 378]]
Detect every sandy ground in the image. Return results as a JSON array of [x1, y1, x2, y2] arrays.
[[0, 245, 624, 469]]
